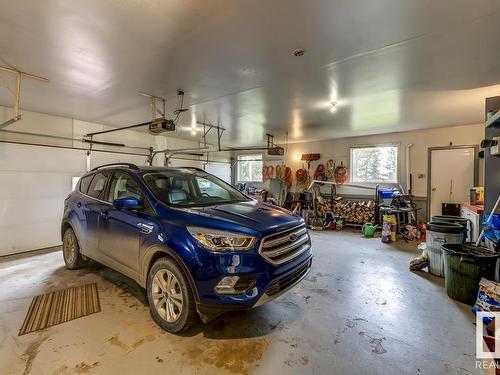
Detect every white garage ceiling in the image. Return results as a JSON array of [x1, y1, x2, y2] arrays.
[[1, 0, 500, 146]]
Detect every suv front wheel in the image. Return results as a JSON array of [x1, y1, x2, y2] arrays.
[[147, 258, 198, 333]]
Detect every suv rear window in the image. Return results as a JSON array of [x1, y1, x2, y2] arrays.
[[79, 174, 94, 194], [87, 172, 108, 200]]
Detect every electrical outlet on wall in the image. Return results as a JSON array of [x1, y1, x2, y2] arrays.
[[491, 136, 499, 156]]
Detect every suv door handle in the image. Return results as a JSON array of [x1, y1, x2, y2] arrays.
[[137, 223, 154, 234]]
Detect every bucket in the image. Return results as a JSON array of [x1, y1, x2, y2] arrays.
[[441, 243, 498, 304], [426, 222, 464, 277], [431, 215, 469, 241]]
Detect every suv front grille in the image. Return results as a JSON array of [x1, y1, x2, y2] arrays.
[[265, 258, 312, 296], [260, 224, 310, 265]]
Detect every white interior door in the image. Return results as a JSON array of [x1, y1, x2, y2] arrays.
[[430, 147, 475, 217]]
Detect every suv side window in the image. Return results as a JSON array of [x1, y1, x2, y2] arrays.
[[107, 171, 154, 213], [79, 174, 94, 194], [87, 172, 109, 200]]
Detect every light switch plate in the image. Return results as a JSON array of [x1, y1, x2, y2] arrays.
[[491, 136, 499, 156]]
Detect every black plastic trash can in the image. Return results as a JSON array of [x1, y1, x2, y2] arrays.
[[441, 243, 498, 305]]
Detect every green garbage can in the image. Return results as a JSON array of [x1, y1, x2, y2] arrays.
[[441, 243, 498, 305]]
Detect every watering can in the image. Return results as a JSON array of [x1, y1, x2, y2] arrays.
[[362, 223, 378, 237]]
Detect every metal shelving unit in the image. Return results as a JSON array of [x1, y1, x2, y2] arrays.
[[485, 111, 500, 128]]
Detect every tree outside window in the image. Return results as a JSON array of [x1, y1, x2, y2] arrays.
[[237, 154, 263, 182], [350, 145, 398, 183]]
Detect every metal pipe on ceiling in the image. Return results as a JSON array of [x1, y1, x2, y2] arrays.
[[84, 120, 154, 137]]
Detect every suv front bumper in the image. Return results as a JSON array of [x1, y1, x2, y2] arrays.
[[196, 253, 312, 317]]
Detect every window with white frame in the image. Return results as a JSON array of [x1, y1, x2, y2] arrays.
[[237, 154, 263, 182], [349, 145, 398, 183]]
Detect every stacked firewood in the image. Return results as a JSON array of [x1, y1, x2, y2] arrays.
[[315, 197, 333, 219], [315, 196, 376, 224]]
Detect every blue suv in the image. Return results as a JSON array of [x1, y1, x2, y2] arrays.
[[62, 163, 312, 333]]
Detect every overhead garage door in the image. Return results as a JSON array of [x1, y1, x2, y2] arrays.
[[205, 162, 231, 183], [0, 143, 147, 256]]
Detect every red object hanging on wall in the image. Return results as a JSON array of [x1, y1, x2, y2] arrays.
[[334, 161, 348, 184], [313, 164, 326, 181]]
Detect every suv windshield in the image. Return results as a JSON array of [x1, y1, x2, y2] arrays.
[[142, 170, 249, 207]]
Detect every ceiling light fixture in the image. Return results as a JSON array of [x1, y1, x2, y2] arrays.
[[330, 101, 337, 113]]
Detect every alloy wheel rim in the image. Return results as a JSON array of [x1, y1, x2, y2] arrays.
[[63, 234, 75, 264], [151, 269, 183, 323]]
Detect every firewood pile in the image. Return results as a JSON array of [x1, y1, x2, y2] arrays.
[[315, 196, 376, 224]]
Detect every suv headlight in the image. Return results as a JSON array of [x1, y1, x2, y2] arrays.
[[187, 226, 256, 252]]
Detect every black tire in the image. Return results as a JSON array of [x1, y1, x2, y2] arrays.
[[147, 258, 198, 333], [62, 227, 89, 270]]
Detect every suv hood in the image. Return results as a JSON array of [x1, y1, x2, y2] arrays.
[[190, 200, 303, 235]]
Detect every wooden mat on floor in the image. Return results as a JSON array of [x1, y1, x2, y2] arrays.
[[19, 283, 101, 335]]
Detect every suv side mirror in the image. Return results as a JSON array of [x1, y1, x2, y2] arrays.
[[113, 197, 141, 210]]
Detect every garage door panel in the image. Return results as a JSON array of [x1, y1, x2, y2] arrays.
[[0, 143, 149, 256], [89, 153, 149, 169], [205, 162, 231, 183], [0, 221, 60, 255], [0, 171, 75, 197]]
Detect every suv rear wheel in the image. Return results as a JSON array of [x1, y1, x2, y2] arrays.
[[147, 258, 198, 333], [62, 227, 89, 269]]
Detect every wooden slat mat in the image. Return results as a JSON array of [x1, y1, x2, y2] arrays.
[[19, 283, 101, 335]]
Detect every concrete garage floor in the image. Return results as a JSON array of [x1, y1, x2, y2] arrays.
[[0, 230, 480, 375]]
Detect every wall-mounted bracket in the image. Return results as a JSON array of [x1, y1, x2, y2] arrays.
[[0, 66, 48, 129], [196, 120, 225, 151], [147, 146, 209, 166], [138, 91, 166, 120]]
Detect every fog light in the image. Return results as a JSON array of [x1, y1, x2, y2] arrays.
[[215, 276, 240, 294], [214, 276, 256, 295]]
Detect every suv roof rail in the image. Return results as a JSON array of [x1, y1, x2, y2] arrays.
[[181, 167, 206, 172], [90, 163, 140, 172]]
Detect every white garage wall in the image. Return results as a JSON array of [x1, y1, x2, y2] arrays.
[[242, 123, 484, 197], [284, 123, 485, 197]]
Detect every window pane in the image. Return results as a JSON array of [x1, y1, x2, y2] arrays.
[[250, 160, 263, 182], [237, 154, 262, 182], [196, 177, 230, 200], [350, 146, 398, 183], [107, 172, 144, 202], [87, 172, 108, 199], [143, 171, 247, 207], [79, 174, 94, 194]]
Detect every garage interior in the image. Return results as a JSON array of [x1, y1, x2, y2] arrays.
[[1, 1, 500, 374]]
